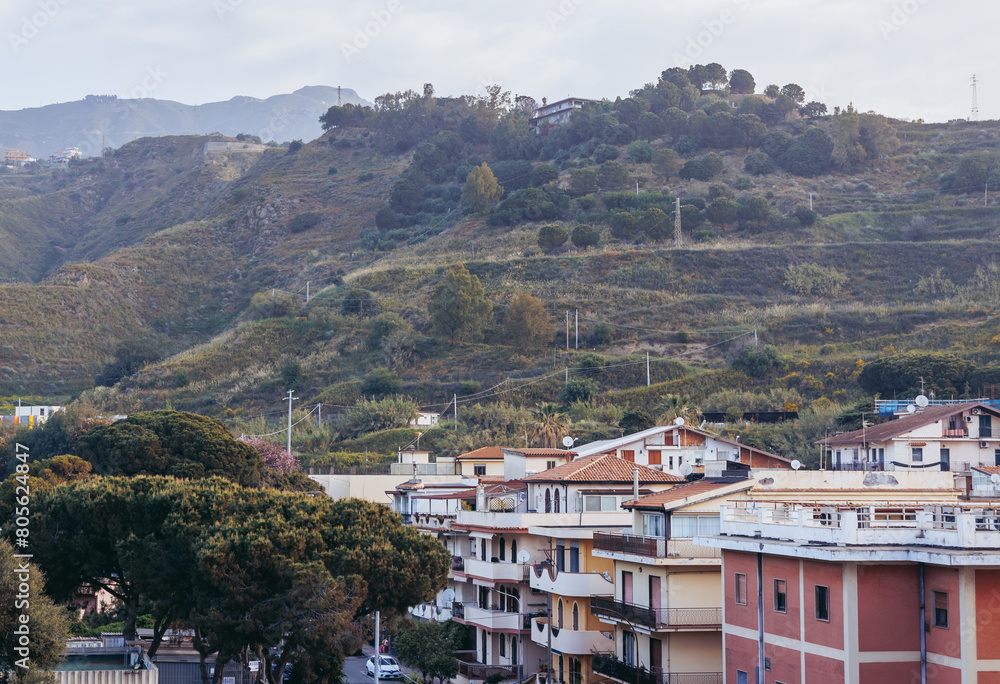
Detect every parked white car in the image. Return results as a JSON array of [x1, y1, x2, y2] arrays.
[[366, 656, 402, 680]]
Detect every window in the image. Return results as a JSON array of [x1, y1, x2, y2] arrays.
[[815, 585, 830, 621], [499, 633, 505, 657], [621, 450, 635, 462], [511, 539, 517, 562], [499, 537, 506, 561], [649, 450, 661, 465], [912, 447, 924, 462], [622, 631, 636, 666], [511, 637, 518, 664], [474, 464, 486, 476], [736, 671, 748, 684], [481, 539, 487, 561], [572, 602, 579, 630], [547, 460, 556, 470], [554, 490, 560, 513], [557, 599, 564, 628], [584, 495, 620, 511], [642, 514, 665, 537], [545, 489, 552, 513], [774, 579, 787, 613], [735, 573, 747, 606], [672, 515, 720, 538], [934, 591, 949, 628]]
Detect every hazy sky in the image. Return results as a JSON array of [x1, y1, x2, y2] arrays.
[[1, 0, 996, 122]]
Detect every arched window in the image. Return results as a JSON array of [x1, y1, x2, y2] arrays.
[[554, 490, 560, 513], [499, 536, 506, 561], [511, 637, 518, 664], [557, 598, 564, 628], [499, 633, 506, 657], [572, 602, 579, 630], [545, 489, 552, 513], [511, 539, 518, 563]]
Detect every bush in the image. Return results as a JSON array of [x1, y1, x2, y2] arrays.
[[731, 344, 783, 378], [288, 212, 321, 233], [558, 378, 600, 405], [367, 313, 409, 351], [594, 144, 621, 163], [537, 224, 569, 251], [375, 206, 400, 232], [95, 341, 162, 387], [792, 204, 818, 226], [532, 164, 559, 187], [571, 224, 600, 249], [627, 141, 654, 163], [783, 263, 847, 297], [570, 168, 598, 194], [287, 140, 304, 153], [588, 322, 614, 346], [247, 291, 298, 320], [678, 153, 725, 181], [336, 397, 419, 439], [597, 161, 630, 189], [744, 150, 774, 175], [361, 367, 403, 396]]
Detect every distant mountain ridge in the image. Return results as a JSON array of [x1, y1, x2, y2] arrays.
[[0, 86, 370, 159]]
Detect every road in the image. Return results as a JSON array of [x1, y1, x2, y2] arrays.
[[343, 647, 415, 684]]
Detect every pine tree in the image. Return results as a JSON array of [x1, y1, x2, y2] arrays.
[[462, 162, 503, 213]]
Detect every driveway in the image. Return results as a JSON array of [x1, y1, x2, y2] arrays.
[[343, 646, 415, 684]]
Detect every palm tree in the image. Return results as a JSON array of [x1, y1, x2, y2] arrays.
[[530, 403, 570, 448], [655, 394, 702, 426]]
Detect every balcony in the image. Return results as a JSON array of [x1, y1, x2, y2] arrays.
[[411, 513, 455, 531], [592, 532, 721, 562], [943, 428, 968, 438], [530, 617, 614, 654], [452, 555, 465, 572], [529, 564, 614, 597], [409, 601, 452, 622], [590, 597, 721, 631], [454, 652, 519, 681], [592, 654, 721, 684], [456, 604, 534, 631], [461, 558, 530, 583], [390, 462, 457, 476]]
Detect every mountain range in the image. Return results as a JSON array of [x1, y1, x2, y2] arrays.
[[0, 86, 369, 159]]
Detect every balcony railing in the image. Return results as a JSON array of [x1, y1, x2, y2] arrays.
[[592, 654, 722, 684], [592, 532, 720, 559], [452, 602, 465, 619], [590, 597, 721, 630], [452, 555, 465, 572], [943, 428, 968, 438], [454, 652, 519, 681], [983, 427, 994, 438]]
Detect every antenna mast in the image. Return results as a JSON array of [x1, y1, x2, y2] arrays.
[[971, 75, 979, 121], [338, 86, 342, 106]]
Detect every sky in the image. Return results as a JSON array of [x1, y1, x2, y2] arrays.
[[1, 0, 997, 122]]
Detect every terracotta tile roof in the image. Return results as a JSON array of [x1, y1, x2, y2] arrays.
[[477, 475, 504, 483], [818, 403, 999, 446], [504, 448, 574, 457], [973, 465, 1000, 476], [522, 454, 684, 483], [624, 479, 751, 510], [457, 446, 508, 460]]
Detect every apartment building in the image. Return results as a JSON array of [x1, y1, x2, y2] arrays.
[[692, 470, 1000, 683]]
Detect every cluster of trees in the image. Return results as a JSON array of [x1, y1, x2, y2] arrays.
[[857, 351, 1000, 398], [6, 476, 450, 684]]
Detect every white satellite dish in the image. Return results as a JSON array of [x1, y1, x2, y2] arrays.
[[517, 550, 531, 564], [992, 473, 1000, 485], [674, 417, 685, 426], [915, 395, 930, 408], [679, 463, 693, 477], [791, 459, 802, 471], [562, 436, 575, 448], [906, 405, 916, 414]]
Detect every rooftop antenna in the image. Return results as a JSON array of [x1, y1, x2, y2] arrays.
[[971, 75, 979, 121]]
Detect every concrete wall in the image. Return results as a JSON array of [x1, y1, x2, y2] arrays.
[[308, 473, 457, 503]]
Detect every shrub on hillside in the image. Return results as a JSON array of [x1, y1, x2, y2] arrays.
[[361, 367, 403, 396], [537, 224, 569, 251], [288, 212, 321, 233], [783, 263, 847, 297], [571, 224, 600, 249], [336, 397, 419, 440], [593, 144, 621, 163], [744, 150, 774, 175], [678, 153, 724, 181], [627, 141, 654, 164], [731, 344, 784, 378], [247, 291, 298, 320]]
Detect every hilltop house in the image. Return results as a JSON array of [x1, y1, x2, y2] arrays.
[[817, 401, 1000, 475], [529, 97, 598, 133]]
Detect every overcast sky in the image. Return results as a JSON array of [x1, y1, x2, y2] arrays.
[[1, 0, 996, 122]]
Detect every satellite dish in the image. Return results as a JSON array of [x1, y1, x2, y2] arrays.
[[907, 405, 916, 414], [915, 395, 930, 408], [517, 550, 530, 564], [992, 473, 1000, 485], [791, 459, 802, 471], [562, 436, 575, 448], [674, 417, 685, 426], [679, 463, 693, 477]]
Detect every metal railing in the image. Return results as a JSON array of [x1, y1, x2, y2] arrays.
[[592, 654, 721, 684], [452, 602, 465, 619], [455, 655, 518, 681], [592, 532, 720, 559], [589, 597, 721, 630]]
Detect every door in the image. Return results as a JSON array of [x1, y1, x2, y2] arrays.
[[649, 637, 662, 673], [481, 629, 487, 663], [941, 448, 951, 472], [556, 540, 566, 572], [622, 571, 633, 604], [569, 542, 580, 573], [981, 414, 993, 438], [649, 576, 661, 615]]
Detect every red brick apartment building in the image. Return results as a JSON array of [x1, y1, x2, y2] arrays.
[[699, 499, 1000, 683]]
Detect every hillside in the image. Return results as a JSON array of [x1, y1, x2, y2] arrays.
[[3, 67, 1000, 463], [0, 86, 369, 159]]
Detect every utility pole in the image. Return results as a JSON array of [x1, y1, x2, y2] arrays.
[[374, 610, 380, 684], [972, 74, 979, 121], [317, 403, 322, 428], [565, 366, 568, 385], [565, 311, 570, 351], [674, 197, 682, 248], [754, 329, 759, 349], [454, 394, 458, 430], [575, 310, 579, 350], [286, 390, 297, 454], [809, 192, 814, 211], [987, 181, 989, 208], [306, 281, 310, 303], [646, 352, 650, 386]]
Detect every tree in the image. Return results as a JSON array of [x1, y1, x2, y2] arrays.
[[390, 178, 424, 214], [737, 196, 774, 232], [429, 263, 493, 344], [763, 84, 781, 98], [619, 409, 653, 434], [609, 211, 640, 240], [705, 198, 740, 227], [799, 101, 828, 118], [361, 367, 403, 396], [537, 224, 569, 251], [336, 397, 419, 439], [531, 164, 559, 187], [627, 140, 654, 163], [0, 540, 70, 681], [729, 69, 756, 94], [597, 161, 630, 189], [95, 340, 161, 387], [530, 403, 570, 448], [743, 150, 774, 175], [375, 205, 400, 231], [777, 128, 834, 177], [558, 378, 599, 405], [394, 622, 461, 684], [504, 293, 553, 352], [793, 204, 818, 226], [637, 112, 665, 140], [76, 410, 263, 486], [679, 153, 724, 181], [780, 83, 806, 103], [462, 163, 504, 213], [571, 224, 600, 249], [655, 395, 702, 425], [593, 143, 620, 163], [857, 352, 972, 398], [731, 344, 784, 378], [652, 148, 681, 179], [570, 168, 598, 194]]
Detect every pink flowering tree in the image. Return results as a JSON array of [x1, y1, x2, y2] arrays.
[[239, 436, 299, 473]]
